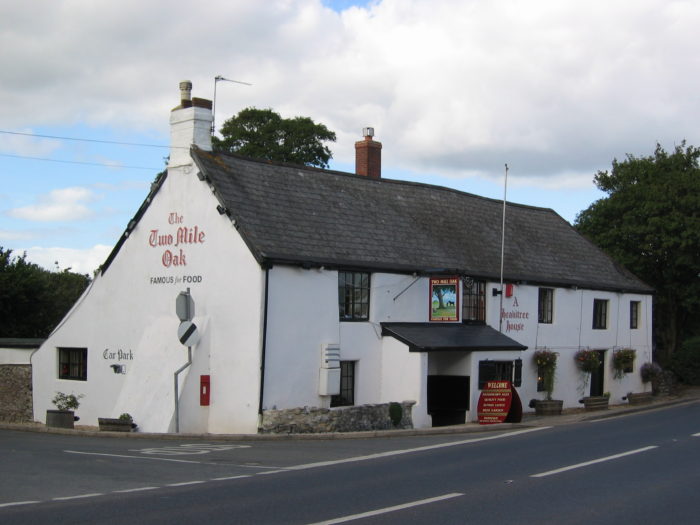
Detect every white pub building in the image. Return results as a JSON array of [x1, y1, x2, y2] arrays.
[[32, 82, 654, 434]]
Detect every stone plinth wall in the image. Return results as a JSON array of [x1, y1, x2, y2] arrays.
[[260, 401, 415, 434], [0, 365, 33, 422]]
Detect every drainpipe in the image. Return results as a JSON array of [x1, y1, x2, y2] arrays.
[[174, 346, 192, 433], [257, 267, 271, 424]]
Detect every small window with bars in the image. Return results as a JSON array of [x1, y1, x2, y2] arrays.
[[331, 361, 355, 407], [58, 347, 87, 381]]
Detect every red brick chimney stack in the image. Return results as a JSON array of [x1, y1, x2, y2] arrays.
[[355, 127, 382, 179]]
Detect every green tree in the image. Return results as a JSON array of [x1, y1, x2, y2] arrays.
[[0, 247, 90, 338], [212, 107, 336, 168], [575, 142, 700, 361]]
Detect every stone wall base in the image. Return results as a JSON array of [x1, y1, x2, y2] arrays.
[[0, 365, 33, 422], [260, 401, 415, 434]]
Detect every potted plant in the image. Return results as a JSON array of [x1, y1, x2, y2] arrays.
[[612, 348, 636, 379], [98, 412, 137, 432], [46, 392, 83, 429], [532, 350, 563, 415]]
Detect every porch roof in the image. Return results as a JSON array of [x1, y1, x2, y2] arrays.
[[380, 322, 527, 352]]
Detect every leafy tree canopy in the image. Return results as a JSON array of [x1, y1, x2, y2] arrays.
[[574, 142, 700, 360], [212, 107, 336, 168], [0, 247, 91, 338]]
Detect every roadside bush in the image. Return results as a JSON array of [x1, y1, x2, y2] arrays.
[[668, 337, 700, 385]]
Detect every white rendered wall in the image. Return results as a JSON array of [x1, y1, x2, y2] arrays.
[[0, 347, 34, 365], [263, 272, 435, 414], [32, 162, 264, 434], [262, 266, 340, 410], [486, 284, 652, 409]]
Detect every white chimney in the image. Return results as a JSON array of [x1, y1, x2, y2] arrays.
[[169, 80, 213, 168]]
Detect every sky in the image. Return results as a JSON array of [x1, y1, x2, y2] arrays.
[[2, 0, 699, 274]]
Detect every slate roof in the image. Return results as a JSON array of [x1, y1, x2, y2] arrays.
[[191, 147, 653, 294], [380, 323, 527, 352]]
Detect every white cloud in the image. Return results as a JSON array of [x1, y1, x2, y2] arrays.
[[0, 229, 38, 241], [0, 129, 61, 156], [7, 187, 98, 222], [20, 244, 113, 274], [1, 0, 699, 187]]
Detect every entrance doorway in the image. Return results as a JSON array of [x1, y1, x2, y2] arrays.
[[589, 350, 606, 396], [427, 375, 470, 427]]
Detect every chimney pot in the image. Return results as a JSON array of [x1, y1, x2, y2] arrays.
[[179, 80, 193, 104]]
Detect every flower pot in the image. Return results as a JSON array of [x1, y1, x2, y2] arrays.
[[534, 400, 563, 416], [46, 409, 75, 429], [626, 392, 653, 406], [581, 396, 609, 411], [98, 418, 136, 432]]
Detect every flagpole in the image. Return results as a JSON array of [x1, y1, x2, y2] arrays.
[[499, 163, 508, 332]]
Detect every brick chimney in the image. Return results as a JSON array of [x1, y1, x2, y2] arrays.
[[355, 127, 381, 179], [169, 80, 213, 168]]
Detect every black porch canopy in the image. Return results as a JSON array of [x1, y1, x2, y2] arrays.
[[380, 322, 527, 353]]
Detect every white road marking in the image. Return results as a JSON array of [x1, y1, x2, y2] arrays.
[[287, 427, 550, 472], [131, 443, 251, 455], [52, 493, 103, 501], [531, 446, 658, 478], [166, 481, 206, 487], [65, 450, 202, 464], [306, 493, 464, 525], [42, 428, 547, 507], [692, 433, 700, 437], [0, 501, 39, 508]]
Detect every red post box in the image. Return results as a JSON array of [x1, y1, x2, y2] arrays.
[[200, 375, 210, 406]]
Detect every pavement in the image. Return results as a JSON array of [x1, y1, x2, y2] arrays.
[[3, 386, 699, 441]]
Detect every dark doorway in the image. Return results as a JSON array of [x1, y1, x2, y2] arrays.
[[589, 350, 606, 396], [427, 375, 470, 427]]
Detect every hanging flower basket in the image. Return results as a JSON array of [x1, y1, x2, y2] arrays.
[[612, 348, 636, 379], [640, 362, 662, 383], [574, 349, 600, 374]]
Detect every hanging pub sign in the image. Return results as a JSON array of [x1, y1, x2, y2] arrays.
[[429, 277, 459, 321]]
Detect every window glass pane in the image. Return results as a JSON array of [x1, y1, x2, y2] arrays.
[[331, 361, 355, 407], [338, 271, 370, 321], [58, 347, 87, 380], [462, 279, 485, 322]]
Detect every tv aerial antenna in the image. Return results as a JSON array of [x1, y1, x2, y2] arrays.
[[212, 75, 252, 135]]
